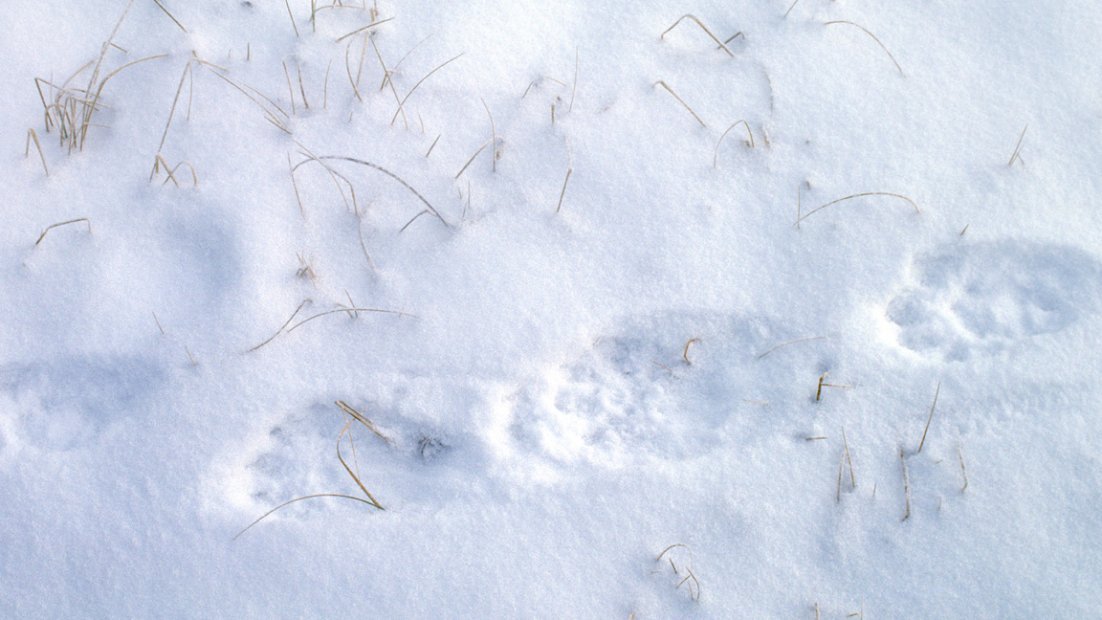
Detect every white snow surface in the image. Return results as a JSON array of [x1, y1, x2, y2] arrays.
[[2, 0, 1101, 617]]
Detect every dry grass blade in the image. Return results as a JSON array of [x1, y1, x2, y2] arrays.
[[246, 298, 311, 352], [425, 134, 441, 158], [152, 0, 188, 33], [283, 61, 297, 114], [682, 337, 701, 365], [337, 421, 385, 508], [344, 40, 364, 102], [35, 218, 91, 247], [154, 61, 192, 158], [555, 167, 573, 214], [784, 0, 801, 18], [199, 62, 290, 133], [335, 16, 395, 43], [151, 154, 180, 186], [286, 306, 413, 334], [288, 153, 305, 218], [296, 62, 309, 110], [455, 140, 490, 180], [569, 47, 579, 112], [283, 0, 300, 38], [314, 155, 451, 228], [713, 119, 754, 167], [958, 445, 969, 493], [389, 53, 464, 126], [916, 381, 941, 453], [335, 401, 393, 446], [79, 53, 169, 149], [1008, 124, 1028, 166], [232, 493, 377, 541], [824, 21, 904, 77], [656, 543, 688, 562], [653, 80, 706, 128], [842, 427, 856, 489], [677, 568, 702, 601], [756, 336, 826, 359], [25, 129, 49, 176], [899, 446, 912, 521], [661, 14, 735, 57], [481, 97, 498, 172], [796, 192, 919, 224], [292, 145, 358, 212], [370, 38, 408, 128]]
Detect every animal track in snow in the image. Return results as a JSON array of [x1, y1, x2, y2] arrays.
[[500, 313, 809, 475], [885, 241, 1102, 361], [0, 357, 162, 456]]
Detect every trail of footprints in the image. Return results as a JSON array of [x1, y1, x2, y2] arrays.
[[227, 241, 1102, 513]]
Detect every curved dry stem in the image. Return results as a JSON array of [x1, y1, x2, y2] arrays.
[[286, 307, 414, 334], [661, 14, 734, 57], [34, 218, 91, 247], [455, 140, 491, 181], [337, 422, 385, 509], [653, 80, 706, 128], [292, 150, 357, 212], [81, 54, 168, 149], [756, 336, 827, 359], [335, 16, 395, 43], [245, 298, 311, 353], [554, 168, 573, 215], [713, 120, 754, 167], [824, 20, 904, 77], [797, 192, 919, 224], [656, 543, 690, 562], [389, 53, 464, 126], [682, 337, 701, 365], [233, 493, 379, 541], [314, 155, 450, 228]]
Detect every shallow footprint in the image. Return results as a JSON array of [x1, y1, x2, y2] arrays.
[[885, 241, 1102, 362]]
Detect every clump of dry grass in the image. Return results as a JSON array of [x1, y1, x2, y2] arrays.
[[34, 0, 169, 153], [655, 543, 701, 602]]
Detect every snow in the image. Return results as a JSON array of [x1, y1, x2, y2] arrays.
[[2, 0, 1101, 616]]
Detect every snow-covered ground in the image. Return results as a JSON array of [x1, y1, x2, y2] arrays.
[[3, 0, 1101, 616]]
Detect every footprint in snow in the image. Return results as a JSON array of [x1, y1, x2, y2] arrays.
[[884, 241, 1102, 362]]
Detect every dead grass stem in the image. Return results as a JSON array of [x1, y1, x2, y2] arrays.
[[653, 80, 706, 128], [661, 14, 735, 57], [824, 20, 904, 77]]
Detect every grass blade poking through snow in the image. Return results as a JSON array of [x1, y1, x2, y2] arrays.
[[313, 155, 451, 229], [389, 53, 465, 127], [916, 381, 941, 454], [1008, 124, 1028, 167], [245, 298, 312, 353], [555, 167, 573, 214], [660, 14, 735, 57], [653, 80, 706, 128], [35, 218, 91, 247], [25, 129, 49, 177], [796, 192, 919, 225], [713, 120, 754, 167], [824, 21, 904, 77]]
